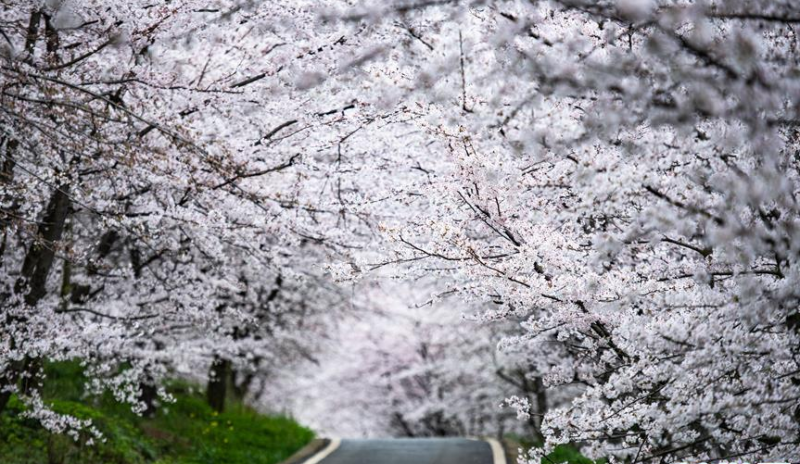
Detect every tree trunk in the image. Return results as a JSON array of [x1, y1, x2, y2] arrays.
[[0, 137, 18, 263], [23, 11, 42, 56], [230, 367, 254, 401], [139, 381, 158, 418], [0, 365, 17, 417], [532, 376, 547, 443], [0, 185, 71, 415], [206, 357, 231, 413], [15, 186, 71, 305], [19, 356, 42, 396]]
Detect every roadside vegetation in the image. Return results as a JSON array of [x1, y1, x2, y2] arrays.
[[0, 361, 313, 464], [504, 435, 606, 464], [543, 445, 604, 464]]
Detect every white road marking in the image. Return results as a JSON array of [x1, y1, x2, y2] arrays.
[[485, 438, 507, 464], [303, 438, 342, 464]]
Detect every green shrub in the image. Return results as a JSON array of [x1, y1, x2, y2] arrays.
[[545, 444, 603, 464], [0, 361, 313, 464], [504, 434, 605, 464]]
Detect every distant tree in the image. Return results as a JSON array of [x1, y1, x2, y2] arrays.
[[263, 280, 528, 438]]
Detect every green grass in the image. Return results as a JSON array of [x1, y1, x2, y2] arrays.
[[504, 434, 605, 464], [0, 361, 314, 464], [544, 444, 602, 464]]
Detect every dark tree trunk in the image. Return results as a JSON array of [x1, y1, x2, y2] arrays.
[[230, 368, 254, 401], [23, 11, 42, 56], [0, 137, 18, 263], [206, 357, 231, 413], [139, 381, 159, 418], [0, 365, 17, 418], [0, 185, 71, 416], [532, 376, 547, 442], [19, 356, 42, 396], [15, 186, 71, 305], [41, 12, 60, 58], [496, 367, 547, 444], [518, 374, 546, 444]]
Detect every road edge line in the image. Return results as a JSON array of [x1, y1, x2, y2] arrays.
[[302, 437, 342, 464], [485, 438, 508, 464]]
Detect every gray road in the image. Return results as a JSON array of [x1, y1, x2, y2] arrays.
[[307, 438, 496, 464]]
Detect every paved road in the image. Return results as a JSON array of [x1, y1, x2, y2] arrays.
[[304, 438, 499, 464]]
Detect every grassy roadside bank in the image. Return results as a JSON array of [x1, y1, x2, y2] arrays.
[[503, 435, 606, 464], [0, 362, 313, 464]]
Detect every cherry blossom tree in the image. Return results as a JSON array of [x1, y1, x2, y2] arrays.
[[0, 0, 376, 432], [329, 0, 800, 462]]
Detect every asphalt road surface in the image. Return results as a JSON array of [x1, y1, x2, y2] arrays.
[[303, 438, 500, 464]]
